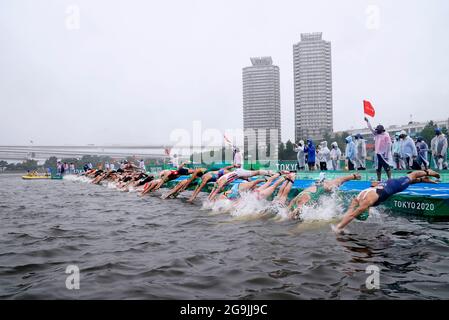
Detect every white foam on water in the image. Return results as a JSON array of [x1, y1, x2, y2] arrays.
[[269, 203, 292, 221], [365, 207, 383, 222], [201, 198, 234, 214], [64, 175, 92, 184], [299, 192, 345, 222], [106, 182, 118, 189], [229, 191, 271, 218]]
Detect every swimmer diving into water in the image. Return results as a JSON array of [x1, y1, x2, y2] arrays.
[[333, 169, 440, 234]]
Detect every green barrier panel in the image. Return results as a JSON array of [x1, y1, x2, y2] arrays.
[[294, 171, 449, 183], [339, 190, 449, 218]]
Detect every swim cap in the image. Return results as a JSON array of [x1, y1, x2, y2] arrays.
[[217, 169, 225, 177], [316, 172, 326, 184]]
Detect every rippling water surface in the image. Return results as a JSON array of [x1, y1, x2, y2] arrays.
[[1, 173, 449, 299]]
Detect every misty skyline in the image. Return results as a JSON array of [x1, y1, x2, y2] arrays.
[[1, 0, 448, 145]]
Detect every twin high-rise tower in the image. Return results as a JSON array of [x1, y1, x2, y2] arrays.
[[293, 32, 333, 141], [242, 57, 281, 154], [243, 32, 333, 150]]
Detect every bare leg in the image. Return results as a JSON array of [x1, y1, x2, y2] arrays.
[[256, 174, 280, 192], [325, 173, 361, 190], [275, 180, 294, 205], [237, 179, 265, 192], [256, 176, 286, 199], [408, 169, 440, 181]]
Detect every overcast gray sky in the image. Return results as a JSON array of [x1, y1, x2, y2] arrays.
[[1, 0, 448, 145]]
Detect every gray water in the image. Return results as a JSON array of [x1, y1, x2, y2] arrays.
[[1, 173, 449, 299]]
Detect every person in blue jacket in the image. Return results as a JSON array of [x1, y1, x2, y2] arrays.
[[304, 139, 316, 171]]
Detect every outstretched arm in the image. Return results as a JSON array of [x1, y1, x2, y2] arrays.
[[177, 162, 188, 169], [335, 198, 371, 232], [364, 117, 375, 135], [188, 177, 211, 202]]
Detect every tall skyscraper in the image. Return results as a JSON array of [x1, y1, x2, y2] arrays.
[[293, 32, 333, 142], [242, 57, 281, 160]]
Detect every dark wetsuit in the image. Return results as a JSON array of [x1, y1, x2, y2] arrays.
[[177, 167, 189, 176], [137, 175, 154, 186], [94, 170, 104, 178], [373, 176, 411, 207], [122, 176, 133, 182]]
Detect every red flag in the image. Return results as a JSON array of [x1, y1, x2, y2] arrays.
[[363, 100, 376, 117], [223, 134, 233, 146]]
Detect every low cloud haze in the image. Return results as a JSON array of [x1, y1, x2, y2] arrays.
[[1, 0, 448, 145]]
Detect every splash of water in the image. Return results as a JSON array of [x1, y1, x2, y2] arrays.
[[299, 192, 345, 222], [229, 191, 272, 218], [64, 175, 91, 184], [201, 197, 234, 214]]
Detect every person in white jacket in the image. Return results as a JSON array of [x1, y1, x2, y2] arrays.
[[330, 142, 342, 170], [399, 130, 418, 170], [392, 133, 405, 170], [354, 133, 367, 170], [294, 140, 306, 171], [318, 141, 331, 171], [431, 128, 448, 170]]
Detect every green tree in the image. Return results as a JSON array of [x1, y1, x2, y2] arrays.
[[334, 132, 350, 149], [7, 159, 39, 171], [278, 142, 285, 160], [44, 156, 58, 169], [419, 121, 437, 145], [322, 132, 332, 147], [284, 140, 297, 160]]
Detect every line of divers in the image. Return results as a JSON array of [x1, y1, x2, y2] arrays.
[[78, 119, 443, 234]]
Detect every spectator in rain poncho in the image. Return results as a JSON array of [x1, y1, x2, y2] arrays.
[[354, 133, 367, 170], [345, 136, 356, 171], [399, 130, 418, 170], [233, 147, 243, 168], [294, 140, 306, 171], [304, 139, 316, 171], [318, 141, 331, 171], [431, 128, 448, 170], [415, 137, 429, 170], [139, 159, 146, 171], [365, 117, 393, 181], [392, 132, 405, 170], [330, 142, 342, 170]]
